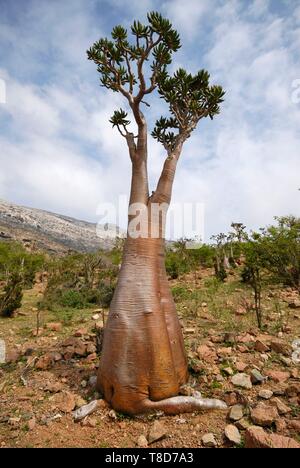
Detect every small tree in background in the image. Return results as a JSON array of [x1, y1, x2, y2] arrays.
[[259, 216, 300, 291], [241, 235, 265, 329], [211, 233, 228, 281], [0, 272, 23, 318]]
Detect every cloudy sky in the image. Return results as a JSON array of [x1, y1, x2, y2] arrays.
[[0, 0, 299, 241]]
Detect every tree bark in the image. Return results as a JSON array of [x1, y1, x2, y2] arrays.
[[97, 231, 189, 414], [97, 126, 226, 414]]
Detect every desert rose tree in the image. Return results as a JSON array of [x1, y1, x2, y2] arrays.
[[88, 12, 226, 414]]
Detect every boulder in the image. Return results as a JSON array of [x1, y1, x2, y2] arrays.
[[231, 373, 252, 390], [202, 433, 217, 447], [54, 391, 76, 413], [0, 340, 6, 364], [137, 435, 148, 448], [255, 340, 270, 353], [245, 426, 300, 448], [46, 322, 62, 332], [270, 341, 292, 356], [35, 354, 53, 370], [250, 403, 279, 427], [265, 370, 290, 383], [229, 405, 244, 422], [270, 397, 291, 415], [148, 421, 167, 444], [250, 369, 265, 384], [224, 425, 241, 445], [258, 389, 273, 400]]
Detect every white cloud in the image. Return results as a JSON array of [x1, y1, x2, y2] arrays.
[[0, 0, 299, 240]]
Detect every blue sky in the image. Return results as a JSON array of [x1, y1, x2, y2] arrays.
[[0, 0, 299, 240]]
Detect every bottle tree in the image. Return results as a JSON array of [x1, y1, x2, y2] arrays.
[[88, 12, 226, 414]]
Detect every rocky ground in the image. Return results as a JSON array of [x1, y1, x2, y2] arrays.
[[0, 268, 299, 448]]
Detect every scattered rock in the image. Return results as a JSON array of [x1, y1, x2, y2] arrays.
[[235, 361, 248, 372], [223, 367, 234, 376], [6, 348, 20, 363], [35, 354, 53, 370], [94, 321, 104, 330], [27, 417, 36, 431], [202, 433, 217, 447], [288, 420, 300, 433], [216, 374, 225, 382], [223, 332, 236, 344], [235, 307, 247, 316], [229, 405, 244, 421], [85, 353, 97, 362], [75, 396, 87, 408], [250, 403, 279, 427], [265, 370, 290, 383], [44, 381, 63, 393], [88, 375, 97, 387], [137, 435, 148, 448], [0, 340, 6, 364], [148, 421, 167, 444], [280, 356, 292, 366], [270, 397, 291, 415], [86, 343, 96, 354], [255, 340, 270, 353], [74, 328, 88, 337], [97, 399, 109, 409], [51, 352, 62, 362], [197, 345, 217, 362], [46, 322, 62, 332], [270, 341, 292, 356], [82, 417, 97, 428], [237, 333, 255, 344], [288, 300, 300, 309], [224, 424, 241, 445], [236, 418, 251, 430], [74, 341, 87, 357], [275, 418, 287, 433], [72, 400, 98, 422], [54, 392, 76, 413], [217, 347, 232, 357], [211, 335, 223, 344], [285, 383, 300, 397], [245, 426, 300, 449], [250, 369, 265, 384], [291, 368, 299, 379], [108, 410, 117, 420], [185, 328, 196, 334], [258, 389, 273, 400], [224, 392, 238, 406], [231, 373, 252, 390]]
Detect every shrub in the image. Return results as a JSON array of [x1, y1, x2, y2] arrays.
[[60, 290, 86, 309], [0, 272, 23, 317]]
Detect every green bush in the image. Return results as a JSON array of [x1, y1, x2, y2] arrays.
[[0, 241, 45, 288], [98, 282, 115, 308], [60, 290, 86, 309], [0, 272, 23, 317]]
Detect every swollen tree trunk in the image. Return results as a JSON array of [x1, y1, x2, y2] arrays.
[[97, 133, 226, 414], [98, 233, 189, 414]]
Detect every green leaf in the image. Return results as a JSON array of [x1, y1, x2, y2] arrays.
[[109, 109, 131, 128]]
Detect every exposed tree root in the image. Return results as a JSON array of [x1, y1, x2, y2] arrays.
[[139, 395, 227, 415]]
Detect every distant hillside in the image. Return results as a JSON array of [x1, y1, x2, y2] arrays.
[[0, 199, 125, 253]]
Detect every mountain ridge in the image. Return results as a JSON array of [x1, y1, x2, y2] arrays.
[[0, 199, 124, 253]]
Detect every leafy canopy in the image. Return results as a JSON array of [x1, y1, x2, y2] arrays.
[[87, 12, 225, 153]]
